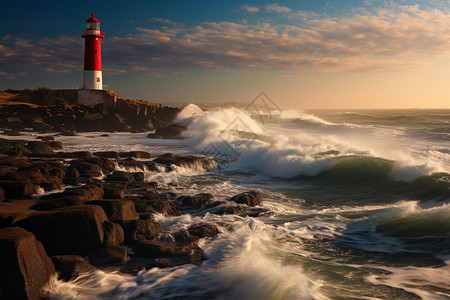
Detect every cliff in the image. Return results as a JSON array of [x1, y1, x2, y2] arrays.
[[0, 91, 180, 134]]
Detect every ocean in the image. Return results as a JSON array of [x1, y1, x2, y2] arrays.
[[21, 106, 450, 299]]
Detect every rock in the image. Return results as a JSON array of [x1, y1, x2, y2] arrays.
[[58, 151, 92, 158], [176, 195, 194, 207], [32, 184, 104, 210], [188, 222, 220, 238], [208, 203, 245, 215], [239, 207, 273, 218], [103, 220, 124, 245], [153, 153, 218, 171], [177, 193, 214, 209], [154, 247, 204, 267], [230, 191, 262, 207], [69, 160, 103, 178], [120, 258, 153, 274], [51, 255, 95, 281], [142, 198, 178, 216], [0, 227, 55, 300], [3, 129, 22, 136], [14, 205, 108, 256], [104, 186, 125, 199], [122, 219, 163, 243], [147, 123, 187, 139], [93, 151, 120, 159], [36, 135, 55, 141], [25, 140, 56, 154], [88, 199, 139, 222], [119, 151, 152, 159], [106, 171, 134, 182], [133, 240, 198, 259], [169, 228, 199, 246], [0, 181, 39, 199], [88, 245, 127, 266], [116, 158, 153, 172], [0, 187, 4, 201]]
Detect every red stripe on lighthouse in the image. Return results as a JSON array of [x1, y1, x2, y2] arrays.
[[84, 36, 102, 71]]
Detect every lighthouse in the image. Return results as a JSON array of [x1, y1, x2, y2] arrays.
[[81, 13, 104, 90]]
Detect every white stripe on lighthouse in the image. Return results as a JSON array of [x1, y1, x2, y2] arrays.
[[83, 70, 103, 90]]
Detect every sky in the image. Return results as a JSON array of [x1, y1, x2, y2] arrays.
[[1, 0, 450, 109]]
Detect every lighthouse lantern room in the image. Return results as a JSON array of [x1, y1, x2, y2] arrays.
[[81, 13, 104, 90]]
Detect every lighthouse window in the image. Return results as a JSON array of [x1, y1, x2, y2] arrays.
[[97, 77, 100, 82], [95, 50, 97, 54]]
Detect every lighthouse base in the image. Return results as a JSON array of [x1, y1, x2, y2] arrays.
[[83, 70, 103, 90]]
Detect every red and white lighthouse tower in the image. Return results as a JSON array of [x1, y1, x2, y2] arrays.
[[81, 13, 104, 90]]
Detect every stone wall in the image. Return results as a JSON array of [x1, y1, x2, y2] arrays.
[[54, 89, 118, 107]]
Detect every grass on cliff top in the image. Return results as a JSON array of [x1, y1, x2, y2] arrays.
[[2, 87, 71, 106]]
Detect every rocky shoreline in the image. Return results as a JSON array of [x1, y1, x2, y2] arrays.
[[0, 95, 180, 134], [0, 137, 270, 299]]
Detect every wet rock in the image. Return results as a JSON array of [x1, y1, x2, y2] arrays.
[[25, 140, 57, 154], [36, 135, 55, 142], [0, 187, 4, 201], [147, 123, 187, 139], [14, 205, 108, 256], [106, 171, 134, 182], [51, 255, 95, 281], [104, 186, 126, 199], [69, 160, 103, 178], [116, 158, 156, 172], [153, 153, 218, 171], [154, 247, 204, 267], [122, 219, 163, 243], [93, 151, 120, 159], [176, 195, 194, 207], [230, 191, 262, 207], [119, 151, 152, 159], [120, 258, 153, 274], [188, 222, 220, 238], [142, 198, 178, 216], [102, 220, 125, 245], [88, 245, 127, 266], [88, 199, 139, 222], [209, 203, 245, 215], [0, 181, 39, 199], [193, 193, 214, 209], [133, 240, 202, 264], [239, 207, 273, 218], [0, 227, 55, 300], [58, 151, 92, 158]]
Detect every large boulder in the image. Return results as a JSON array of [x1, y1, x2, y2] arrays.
[[147, 123, 187, 139], [51, 255, 95, 282], [102, 220, 124, 245], [31, 184, 104, 210], [188, 222, 220, 239], [88, 199, 139, 222], [122, 219, 163, 243], [0, 181, 39, 199], [229, 191, 262, 207], [14, 205, 108, 256], [88, 245, 127, 267], [133, 240, 204, 265], [0, 227, 55, 300]]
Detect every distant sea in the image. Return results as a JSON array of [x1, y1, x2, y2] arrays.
[[25, 107, 449, 299]]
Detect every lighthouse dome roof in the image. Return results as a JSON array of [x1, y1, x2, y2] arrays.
[[86, 13, 100, 23]]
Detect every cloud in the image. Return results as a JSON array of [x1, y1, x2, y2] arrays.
[[2, 3, 450, 76], [266, 4, 291, 14], [0, 36, 83, 73], [0, 71, 27, 79], [241, 5, 259, 13]]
